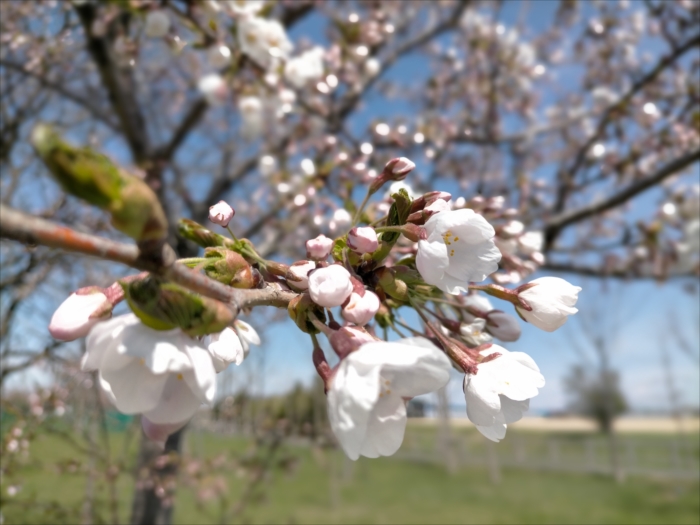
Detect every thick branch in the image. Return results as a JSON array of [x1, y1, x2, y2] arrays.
[[0, 205, 297, 317], [544, 147, 700, 241]]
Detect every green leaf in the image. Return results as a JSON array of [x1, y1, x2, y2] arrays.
[[331, 237, 347, 263]]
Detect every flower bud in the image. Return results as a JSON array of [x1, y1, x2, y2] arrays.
[[409, 191, 452, 213], [485, 311, 521, 342], [387, 157, 416, 179], [306, 234, 333, 260], [329, 326, 377, 359], [341, 290, 381, 325], [123, 277, 234, 335], [142, 417, 187, 449], [308, 265, 353, 308], [347, 226, 379, 254], [203, 248, 255, 288], [287, 260, 316, 291], [49, 290, 112, 341], [368, 157, 416, 194], [515, 277, 581, 332], [288, 293, 327, 334], [500, 220, 524, 238], [209, 200, 234, 227], [375, 267, 408, 301], [144, 10, 170, 38]]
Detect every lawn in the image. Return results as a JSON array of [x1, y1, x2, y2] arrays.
[[1, 422, 698, 525]]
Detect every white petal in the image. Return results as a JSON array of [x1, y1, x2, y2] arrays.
[[181, 343, 216, 404], [500, 396, 529, 424], [358, 394, 407, 459], [465, 372, 502, 426], [476, 422, 507, 442], [119, 324, 191, 374], [83, 314, 137, 371], [208, 328, 244, 367], [235, 320, 261, 345], [327, 356, 381, 461], [142, 373, 203, 424], [348, 340, 451, 397], [416, 240, 449, 285], [101, 359, 168, 414]]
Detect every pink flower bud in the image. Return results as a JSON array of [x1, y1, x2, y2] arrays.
[[208, 200, 234, 227], [485, 312, 521, 342], [306, 234, 333, 260], [141, 417, 188, 449], [308, 265, 353, 308], [388, 157, 415, 179], [287, 260, 316, 291], [49, 292, 111, 341], [341, 290, 381, 325], [329, 325, 377, 359], [347, 226, 379, 254]]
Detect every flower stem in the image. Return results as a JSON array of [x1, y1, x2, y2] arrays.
[[352, 189, 372, 226], [226, 225, 239, 243]]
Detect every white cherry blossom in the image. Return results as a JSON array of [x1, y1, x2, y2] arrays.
[[460, 318, 493, 346], [464, 345, 544, 442], [238, 16, 293, 70], [516, 277, 581, 332], [328, 337, 451, 460], [416, 209, 501, 294], [285, 47, 325, 88], [83, 314, 216, 425]]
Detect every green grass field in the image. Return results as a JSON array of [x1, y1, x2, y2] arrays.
[[1, 423, 698, 525]]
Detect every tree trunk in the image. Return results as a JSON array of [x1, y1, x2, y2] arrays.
[[130, 426, 184, 525]]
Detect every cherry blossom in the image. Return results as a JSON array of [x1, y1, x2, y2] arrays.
[[516, 277, 581, 332], [285, 47, 325, 88], [328, 337, 451, 460], [83, 314, 216, 425], [416, 209, 502, 294], [464, 346, 544, 442]]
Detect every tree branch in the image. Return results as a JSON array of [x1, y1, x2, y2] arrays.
[[544, 147, 700, 241], [0, 205, 297, 317]]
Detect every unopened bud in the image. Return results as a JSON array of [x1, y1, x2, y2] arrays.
[[347, 226, 379, 254], [288, 293, 327, 334], [208, 200, 234, 227], [485, 311, 521, 342], [409, 191, 452, 213], [123, 277, 234, 335], [368, 156, 417, 194], [287, 260, 316, 291], [203, 248, 255, 288], [375, 267, 409, 301], [49, 290, 112, 341], [306, 234, 333, 260], [341, 290, 381, 325], [387, 157, 416, 179], [142, 417, 187, 449], [329, 325, 377, 359]]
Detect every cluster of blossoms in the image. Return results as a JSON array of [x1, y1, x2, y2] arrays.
[[48, 151, 581, 458]]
